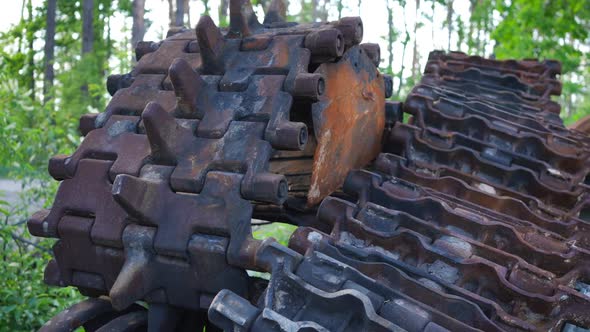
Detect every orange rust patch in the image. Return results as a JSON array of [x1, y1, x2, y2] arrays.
[[267, 36, 292, 68], [307, 46, 385, 206]]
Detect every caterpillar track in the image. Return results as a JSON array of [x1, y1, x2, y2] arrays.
[[28, 1, 590, 331]]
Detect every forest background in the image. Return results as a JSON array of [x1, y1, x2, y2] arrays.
[[0, 0, 588, 330]]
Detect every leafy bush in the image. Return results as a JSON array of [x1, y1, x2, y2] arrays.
[[0, 71, 84, 331], [253, 222, 298, 246], [0, 199, 82, 332]]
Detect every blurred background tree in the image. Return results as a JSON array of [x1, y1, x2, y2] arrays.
[[0, 0, 588, 330]]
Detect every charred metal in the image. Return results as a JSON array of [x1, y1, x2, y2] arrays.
[[28, 1, 590, 331]]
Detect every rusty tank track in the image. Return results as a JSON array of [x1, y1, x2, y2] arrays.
[[28, 1, 590, 331]]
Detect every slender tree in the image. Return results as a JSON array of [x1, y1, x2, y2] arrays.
[[467, 0, 475, 52], [17, 0, 25, 53], [26, 0, 35, 100], [318, 0, 328, 21], [446, 0, 454, 50], [411, 0, 421, 80], [175, 0, 185, 26], [82, 0, 94, 54], [81, 0, 94, 98], [106, 6, 112, 66], [265, 0, 287, 23], [386, 0, 394, 73], [186, 0, 192, 26], [396, 3, 410, 98], [168, 0, 174, 26], [43, 0, 56, 104], [131, 0, 146, 54], [430, 0, 435, 44]]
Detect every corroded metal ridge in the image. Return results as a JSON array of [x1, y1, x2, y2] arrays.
[[343, 169, 590, 287], [308, 46, 386, 205], [427, 51, 562, 80], [290, 198, 590, 331], [409, 82, 586, 143], [213, 50, 590, 331], [346, 167, 589, 272], [386, 124, 587, 213], [29, 0, 387, 330], [28, 5, 590, 332], [424, 64, 562, 99], [396, 120, 577, 186], [210, 240, 484, 331], [406, 94, 590, 173], [374, 154, 590, 245]]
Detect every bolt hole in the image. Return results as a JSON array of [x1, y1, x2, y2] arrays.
[[278, 180, 288, 200], [336, 35, 343, 51], [317, 77, 326, 96], [356, 23, 363, 41], [299, 127, 308, 147]]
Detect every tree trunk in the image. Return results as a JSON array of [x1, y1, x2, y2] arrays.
[[168, 0, 174, 27], [81, 0, 93, 98], [264, 0, 287, 23], [131, 0, 146, 53], [43, 0, 56, 104], [567, 79, 573, 118], [106, 4, 112, 72], [395, 4, 410, 99], [386, 0, 393, 73], [186, 0, 192, 26], [431, 1, 435, 43], [318, 1, 328, 22], [27, 0, 35, 100], [175, 0, 184, 26], [446, 0, 454, 51], [467, 0, 474, 52], [82, 0, 94, 54], [411, 0, 420, 81], [18, 1, 25, 54]]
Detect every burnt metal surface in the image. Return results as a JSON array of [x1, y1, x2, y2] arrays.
[[28, 1, 590, 331], [205, 50, 590, 331], [308, 45, 386, 206]]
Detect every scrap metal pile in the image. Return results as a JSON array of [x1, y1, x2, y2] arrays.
[[28, 1, 590, 331]]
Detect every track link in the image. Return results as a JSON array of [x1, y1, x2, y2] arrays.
[[29, 1, 590, 331]]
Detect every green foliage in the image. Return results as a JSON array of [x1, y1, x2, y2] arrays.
[[0, 0, 130, 329], [488, 0, 590, 121], [0, 75, 71, 185], [253, 223, 298, 246], [0, 199, 82, 332], [492, 0, 588, 71], [117, 0, 134, 15], [0, 71, 83, 329]]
